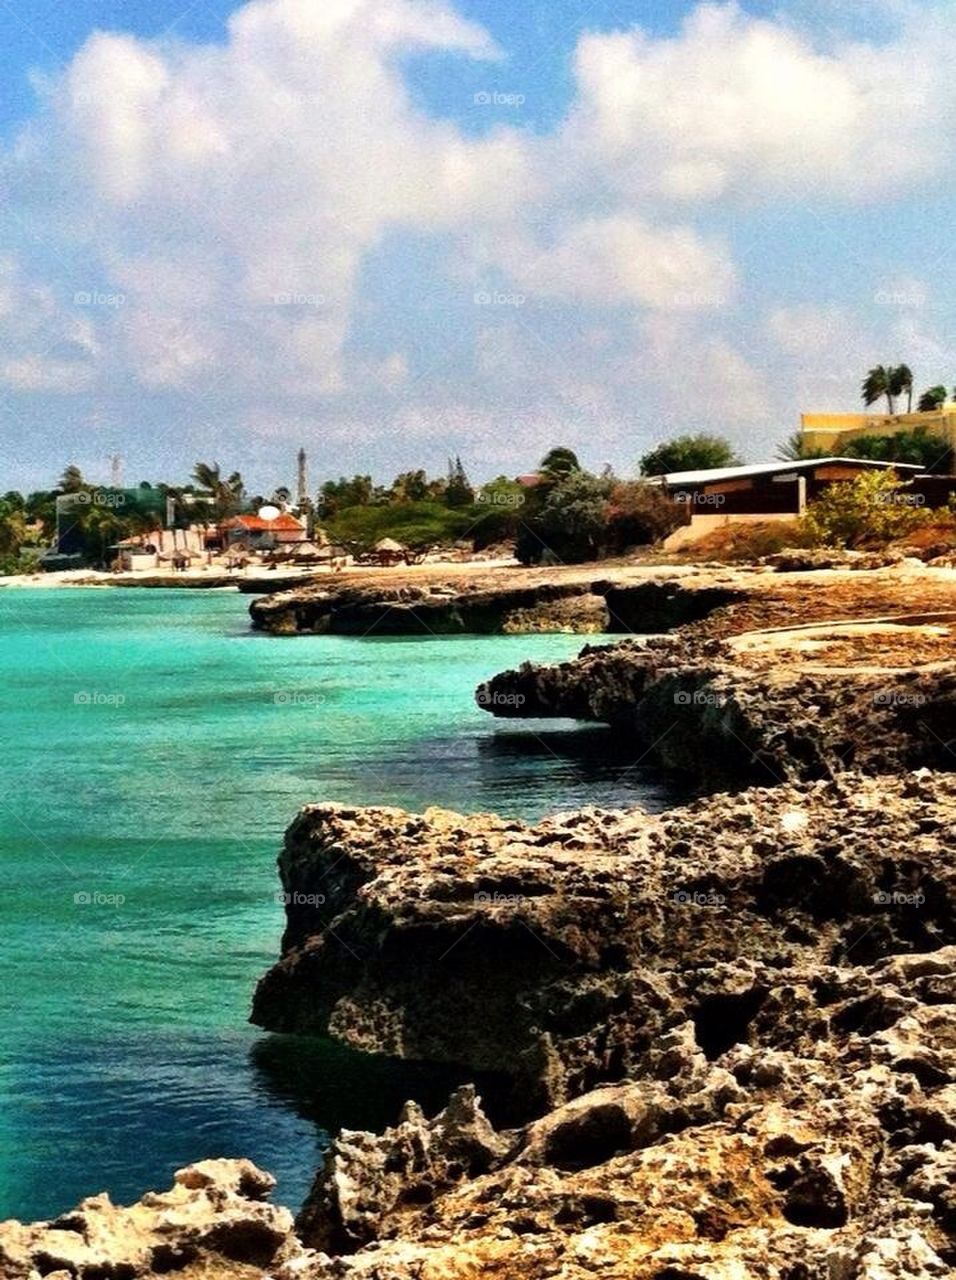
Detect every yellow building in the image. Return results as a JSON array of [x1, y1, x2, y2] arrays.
[[801, 405, 956, 471]]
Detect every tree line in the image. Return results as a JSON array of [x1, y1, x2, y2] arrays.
[[0, 442, 727, 572], [2, 395, 950, 573]]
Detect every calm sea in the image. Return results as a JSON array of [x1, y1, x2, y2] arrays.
[[0, 588, 676, 1221]]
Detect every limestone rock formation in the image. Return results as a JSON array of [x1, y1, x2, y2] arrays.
[[0, 1158, 302, 1279], [273, 947, 956, 1277], [477, 615, 956, 784], [9, 771, 955, 1279], [253, 775, 956, 1103], [247, 571, 745, 636]]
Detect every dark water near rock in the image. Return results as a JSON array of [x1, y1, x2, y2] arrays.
[[0, 589, 681, 1220]]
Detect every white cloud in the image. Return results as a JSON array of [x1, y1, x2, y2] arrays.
[[768, 304, 850, 359], [5, 0, 956, 483], [638, 312, 770, 428], [563, 2, 949, 203], [483, 216, 735, 310], [0, 257, 98, 392], [17, 0, 526, 399]]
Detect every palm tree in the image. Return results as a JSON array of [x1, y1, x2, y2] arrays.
[[890, 364, 914, 413], [862, 364, 915, 414], [192, 462, 245, 521], [918, 385, 948, 412], [59, 464, 86, 493], [861, 366, 894, 413], [776, 433, 828, 462]]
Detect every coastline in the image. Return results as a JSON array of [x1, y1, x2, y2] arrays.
[[3, 561, 954, 1279], [0, 557, 521, 592]]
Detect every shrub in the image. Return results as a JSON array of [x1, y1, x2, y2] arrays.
[[605, 481, 685, 551], [0, 550, 41, 576], [516, 472, 613, 565], [801, 471, 931, 549]]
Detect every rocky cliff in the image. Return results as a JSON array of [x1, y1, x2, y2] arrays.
[[477, 611, 956, 786], [247, 570, 745, 635], [8, 773, 954, 1279], [244, 772, 955, 1277]]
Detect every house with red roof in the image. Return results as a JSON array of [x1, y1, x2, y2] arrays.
[[219, 511, 307, 550]]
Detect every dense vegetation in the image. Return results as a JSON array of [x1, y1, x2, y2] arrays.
[[638, 433, 740, 477], [801, 470, 936, 549], [4, 410, 953, 572]]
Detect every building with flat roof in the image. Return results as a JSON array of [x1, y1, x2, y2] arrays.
[[801, 405, 956, 471], [648, 457, 926, 549]]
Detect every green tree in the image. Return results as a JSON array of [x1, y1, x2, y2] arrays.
[[516, 470, 613, 565], [325, 500, 474, 554], [59, 464, 86, 493], [891, 364, 914, 413], [191, 462, 245, 521], [389, 470, 430, 503], [444, 456, 474, 508], [639, 434, 740, 477], [26, 490, 57, 540], [317, 475, 378, 519], [472, 476, 526, 548], [0, 498, 27, 558], [918, 385, 949, 412], [538, 446, 581, 481], [861, 364, 915, 414]]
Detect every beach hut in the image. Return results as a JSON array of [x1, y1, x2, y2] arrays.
[[292, 541, 327, 564], [109, 542, 158, 572], [372, 537, 407, 567], [159, 548, 194, 573]]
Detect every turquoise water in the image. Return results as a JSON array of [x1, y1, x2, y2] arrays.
[[0, 589, 676, 1222]]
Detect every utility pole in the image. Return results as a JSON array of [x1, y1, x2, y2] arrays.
[[110, 454, 123, 489]]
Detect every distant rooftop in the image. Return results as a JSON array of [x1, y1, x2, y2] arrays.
[[222, 512, 305, 530], [647, 457, 924, 487]]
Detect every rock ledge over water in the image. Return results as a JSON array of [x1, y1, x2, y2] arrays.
[[246, 773, 954, 1276], [6, 773, 954, 1278]]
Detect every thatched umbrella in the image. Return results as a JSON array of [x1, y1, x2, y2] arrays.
[[292, 542, 326, 563]]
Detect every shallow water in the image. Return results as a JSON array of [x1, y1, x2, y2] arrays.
[[0, 589, 679, 1220]]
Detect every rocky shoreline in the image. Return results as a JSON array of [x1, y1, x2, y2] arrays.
[[11, 775, 951, 1278], [247, 563, 750, 635], [247, 555, 956, 638], [4, 563, 955, 1279], [477, 617, 956, 787]]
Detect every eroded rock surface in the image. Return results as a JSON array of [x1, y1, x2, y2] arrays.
[[11, 772, 955, 1280], [244, 775, 956, 1278], [247, 571, 745, 636], [0, 1159, 302, 1279], [477, 614, 956, 785], [253, 776, 955, 1103]]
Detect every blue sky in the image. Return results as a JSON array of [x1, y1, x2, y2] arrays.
[[1, 0, 954, 494]]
